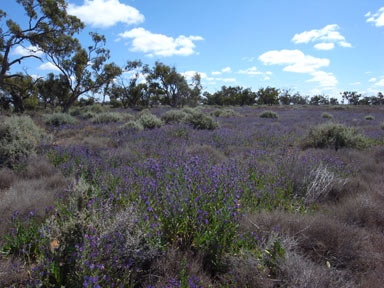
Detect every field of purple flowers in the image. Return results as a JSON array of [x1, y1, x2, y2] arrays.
[[1, 105, 384, 287]]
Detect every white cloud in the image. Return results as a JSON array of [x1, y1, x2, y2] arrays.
[[215, 77, 236, 83], [211, 66, 232, 75], [182, 71, 208, 80], [237, 66, 272, 77], [307, 71, 338, 87], [374, 78, 384, 86], [369, 77, 377, 82], [314, 42, 335, 50], [241, 57, 255, 62], [292, 24, 351, 48], [259, 49, 329, 73], [119, 28, 203, 57], [263, 76, 270, 81], [12, 45, 43, 57], [366, 7, 384, 27], [38, 62, 61, 72], [222, 67, 231, 73], [68, 0, 144, 28], [350, 82, 361, 85]]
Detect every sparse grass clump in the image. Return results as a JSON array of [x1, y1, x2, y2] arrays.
[[364, 115, 375, 120], [161, 110, 188, 124], [321, 112, 333, 119], [184, 111, 218, 130], [303, 122, 370, 150], [138, 113, 163, 129], [43, 113, 78, 126], [92, 112, 125, 124], [0, 116, 47, 167], [260, 110, 278, 119]]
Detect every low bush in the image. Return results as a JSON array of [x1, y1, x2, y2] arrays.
[[92, 112, 125, 124], [0, 116, 47, 167], [364, 115, 375, 120], [381, 122, 384, 130], [119, 120, 144, 131], [43, 113, 77, 126], [161, 110, 188, 124], [211, 108, 240, 118], [138, 113, 163, 129], [184, 111, 218, 130], [321, 112, 333, 119], [303, 122, 369, 150], [260, 110, 278, 119]]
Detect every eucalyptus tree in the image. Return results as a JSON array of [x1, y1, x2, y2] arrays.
[[0, 0, 83, 86]]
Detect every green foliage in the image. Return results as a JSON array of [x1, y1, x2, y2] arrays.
[[381, 122, 384, 130], [303, 122, 370, 150], [119, 120, 144, 131], [184, 111, 218, 130], [1, 212, 43, 263], [364, 115, 375, 120], [92, 112, 125, 124], [260, 110, 278, 119], [44, 113, 78, 126], [161, 110, 188, 124], [321, 112, 333, 119], [257, 87, 279, 105], [138, 113, 163, 129], [211, 108, 240, 118], [204, 86, 256, 106], [0, 115, 47, 167]]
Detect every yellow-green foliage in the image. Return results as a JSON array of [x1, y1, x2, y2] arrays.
[[303, 122, 369, 150], [0, 116, 47, 167]]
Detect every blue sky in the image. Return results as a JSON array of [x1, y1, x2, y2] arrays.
[[4, 0, 384, 98]]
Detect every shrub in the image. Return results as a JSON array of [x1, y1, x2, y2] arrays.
[[87, 104, 105, 113], [34, 179, 158, 287], [92, 112, 125, 124], [381, 122, 384, 130], [79, 111, 96, 120], [182, 107, 199, 115], [321, 112, 333, 119], [119, 120, 144, 131], [303, 122, 369, 150], [0, 116, 47, 167], [184, 111, 218, 130], [44, 113, 78, 126], [138, 113, 163, 129], [211, 108, 240, 118], [364, 115, 375, 120], [161, 110, 188, 124], [260, 110, 278, 119]]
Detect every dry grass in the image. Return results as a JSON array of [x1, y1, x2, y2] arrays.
[[0, 157, 70, 236]]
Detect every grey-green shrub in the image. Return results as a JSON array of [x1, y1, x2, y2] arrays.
[[87, 104, 106, 113], [211, 109, 240, 118], [119, 121, 144, 131], [161, 110, 188, 124], [321, 112, 333, 119], [260, 110, 278, 119], [303, 122, 369, 150], [92, 112, 125, 124], [364, 115, 375, 120], [0, 116, 47, 167], [184, 111, 218, 130], [79, 111, 96, 120], [182, 107, 198, 115], [44, 113, 78, 126], [138, 113, 163, 129], [381, 122, 384, 130]]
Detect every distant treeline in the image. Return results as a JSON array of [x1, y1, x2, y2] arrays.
[[1, 1, 383, 113]]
